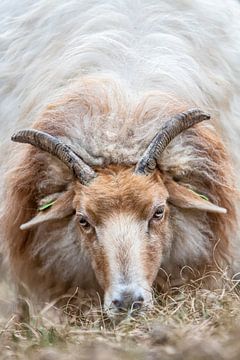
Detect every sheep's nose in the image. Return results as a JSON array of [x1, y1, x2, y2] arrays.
[[112, 292, 144, 311]]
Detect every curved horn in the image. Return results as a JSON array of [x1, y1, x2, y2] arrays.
[[135, 108, 210, 175], [11, 129, 97, 185]]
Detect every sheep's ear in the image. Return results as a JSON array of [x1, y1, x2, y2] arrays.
[[20, 191, 74, 230], [165, 179, 227, 214]]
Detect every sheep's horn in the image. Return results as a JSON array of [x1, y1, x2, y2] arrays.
[[11, 129, 97, 185], [135, 109, 210, 175]]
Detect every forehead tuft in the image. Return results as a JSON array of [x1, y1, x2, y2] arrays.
[[75, 166, 168, 223]]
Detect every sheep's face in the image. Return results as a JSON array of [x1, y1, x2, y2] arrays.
[[73, 166, 171, 314], [20, 163, 226, 316]]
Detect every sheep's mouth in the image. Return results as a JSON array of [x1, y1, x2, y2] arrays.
[[104, 303, 149, 322]]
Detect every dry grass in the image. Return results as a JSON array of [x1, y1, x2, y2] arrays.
[[0, 272, 240, 360]]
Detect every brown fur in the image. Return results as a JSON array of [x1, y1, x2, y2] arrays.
[[1, 87, 238, 308]]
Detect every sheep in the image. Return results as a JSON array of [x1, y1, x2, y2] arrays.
[[0, 0, 240, 316]]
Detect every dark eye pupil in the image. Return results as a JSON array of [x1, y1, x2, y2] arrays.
[[79, 217, 89, 227], [153, 208, 164, 219]]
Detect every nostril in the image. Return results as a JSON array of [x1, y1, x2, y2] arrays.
[[112, 294, 145, 311], [112, 298, 123, 309], [132, 296, 144, 310]]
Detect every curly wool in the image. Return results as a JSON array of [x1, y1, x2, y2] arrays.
[[0, 0, 240, 297]]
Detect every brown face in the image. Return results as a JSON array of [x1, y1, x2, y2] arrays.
[[14, 108, 227, 316], [20, 166, 226, 315], [72, 165, 171, 313]]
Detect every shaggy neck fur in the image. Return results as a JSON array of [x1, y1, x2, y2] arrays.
[[0, 0, 240, 303]]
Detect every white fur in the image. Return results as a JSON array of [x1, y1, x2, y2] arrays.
[[0, 1, 240, 294], [97, 213, 152, 309], [0, 0, 240, 168]]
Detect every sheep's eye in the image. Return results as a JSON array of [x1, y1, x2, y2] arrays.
[[79, 217, 89, 227], [77, 214, 91, 229], [152, 207, 165, 221]]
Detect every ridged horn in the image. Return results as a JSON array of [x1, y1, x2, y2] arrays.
[[11, 129, 97, 185], [135, 108, 210, 175]]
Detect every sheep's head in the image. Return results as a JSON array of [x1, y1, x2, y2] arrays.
[[11, 109, 227, 316]]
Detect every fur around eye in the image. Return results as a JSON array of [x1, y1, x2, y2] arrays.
[[76, 212, 91, 230], [79, 216, 90, 227], [152, 207, 165, 221]]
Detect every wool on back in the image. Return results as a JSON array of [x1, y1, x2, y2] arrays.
[[0, 1, 240, 167], [0, 0, 240, 288]]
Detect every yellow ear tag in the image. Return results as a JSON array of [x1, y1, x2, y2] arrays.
[[189, 189, 209, 202], [38, 200, 56, 211]]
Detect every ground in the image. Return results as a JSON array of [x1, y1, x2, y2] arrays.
[[0, 272, 240, 360]]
